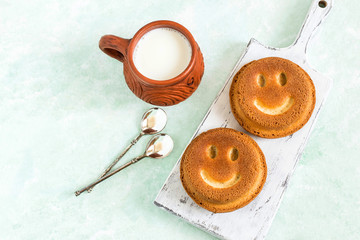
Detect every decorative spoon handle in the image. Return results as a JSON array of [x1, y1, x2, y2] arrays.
[[87, 132, 144, 192], [76, 154, 146, 196]]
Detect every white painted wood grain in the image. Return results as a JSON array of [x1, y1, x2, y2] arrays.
[[155, 1, 333, 239]]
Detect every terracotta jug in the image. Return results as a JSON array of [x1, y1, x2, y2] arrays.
[[99, 20, 204, 106]]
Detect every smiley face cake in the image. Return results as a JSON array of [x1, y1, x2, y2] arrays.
[[230, 57, 316, 138], [180, 128, 267, 213]]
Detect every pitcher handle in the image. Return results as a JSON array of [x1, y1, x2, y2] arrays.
[[99, 35, 130, 62]]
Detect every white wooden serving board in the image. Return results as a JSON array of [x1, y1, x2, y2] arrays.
[[155, 1, 333, 239]]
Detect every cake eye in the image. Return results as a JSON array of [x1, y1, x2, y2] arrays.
[[208, 145, 217, 159], [278, 72, 287, 86], [229, 148, 239, 161], [257, 74, 266, 87]]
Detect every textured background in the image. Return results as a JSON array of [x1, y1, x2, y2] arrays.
[[1, 0, 359, 239]]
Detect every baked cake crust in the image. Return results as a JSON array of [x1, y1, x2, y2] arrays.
[[180, 128, 267, 213], [229, 57, 316, 138]]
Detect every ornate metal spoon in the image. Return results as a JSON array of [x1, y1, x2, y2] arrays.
[[75, 133, 173, 196], [87, 107, 167, 192]]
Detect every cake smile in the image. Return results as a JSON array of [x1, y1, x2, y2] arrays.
[[200, 169, 241, 189], [254, 96, 294, 115]]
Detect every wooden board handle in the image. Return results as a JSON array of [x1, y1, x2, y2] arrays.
[[292, 0, 332, 52]]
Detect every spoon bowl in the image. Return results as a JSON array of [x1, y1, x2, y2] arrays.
[[141, 108, 167, 134], [145, 134, 174, 159]]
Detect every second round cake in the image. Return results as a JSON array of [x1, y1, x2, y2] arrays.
[[180, 128, 267, 213]]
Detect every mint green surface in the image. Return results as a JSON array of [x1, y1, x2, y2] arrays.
[[1, 0, 359, 239]]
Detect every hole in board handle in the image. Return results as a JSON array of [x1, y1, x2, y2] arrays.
[[318, 1, 327, 8]]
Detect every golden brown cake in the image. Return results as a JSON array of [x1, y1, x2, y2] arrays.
[[180, 128, 267, 213], [229, 57, 316, 138]]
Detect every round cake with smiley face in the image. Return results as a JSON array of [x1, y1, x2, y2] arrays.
[[180, 128, 267, 213], [230, 57, 316, 138]]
